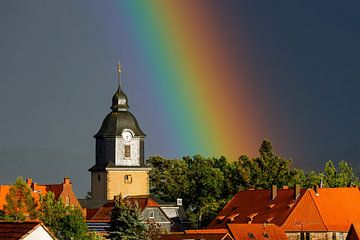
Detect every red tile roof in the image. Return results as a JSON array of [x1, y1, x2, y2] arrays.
[[209, 187, 360, 233], [89, 196, 161, 221], [208, 189, 305, 228], [227, 223, 288, 240], [160, 229, 233, 240], [0, 177, 81, 212], [285, 187, 360, 232], [0, 221, 56, 240]]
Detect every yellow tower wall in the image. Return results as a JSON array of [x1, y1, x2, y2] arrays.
[[106, 168, 150, 200]]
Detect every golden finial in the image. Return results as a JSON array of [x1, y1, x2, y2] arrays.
[[116, 60, 122, 87]]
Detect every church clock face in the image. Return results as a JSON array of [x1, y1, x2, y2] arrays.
[[122, 130, 133, 142]]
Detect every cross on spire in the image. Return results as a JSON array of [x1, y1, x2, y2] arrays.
[[116, 60, 122, 88]]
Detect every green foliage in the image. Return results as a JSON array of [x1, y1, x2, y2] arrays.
[[144, 220, 163, 240], [108, 197, 146, 240], [323, 160, 358, 187], [3, 177, 37, 221], [148, 155, 230, 227], [234, 140, 295, 190], [39, 191, 89, 240], [0, 210, 5, 220], [148, 139, 360, 228]]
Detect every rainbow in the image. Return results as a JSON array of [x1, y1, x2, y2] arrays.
[[113, 1, 265, 160]]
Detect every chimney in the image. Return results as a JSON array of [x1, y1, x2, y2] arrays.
[[63, 177, 71, 185], [314, 185, 319, 196], [26, 178, 33, 186], [271, 185, 277, 200], [294, 184, 300, 200]]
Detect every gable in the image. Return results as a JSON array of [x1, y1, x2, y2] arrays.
[[311, 188, 360, 232], [282, 190, 326, 232]]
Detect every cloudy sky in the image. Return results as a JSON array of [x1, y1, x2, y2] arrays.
[[0, 1, 359, 196]]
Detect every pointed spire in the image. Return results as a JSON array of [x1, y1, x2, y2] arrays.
[[116, 60, 122, 88], [112, 61, 129, 111]]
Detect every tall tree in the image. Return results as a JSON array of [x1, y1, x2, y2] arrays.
[[108, 197, 146, 240], [3, 177, 37, 221], [39, 191, 90, 240], [324, 160, 338, 187]]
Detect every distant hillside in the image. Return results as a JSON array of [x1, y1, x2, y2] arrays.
[[0, 147, 92, 198]]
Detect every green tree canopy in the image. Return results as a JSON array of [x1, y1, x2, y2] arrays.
[[147, 140, 360, 228], [3, 177, 37, 221], [108, 197, 146, 240], [39, 191, 91, 240]]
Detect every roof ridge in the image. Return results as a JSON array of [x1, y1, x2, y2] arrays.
[[307, 189, 328, 231]]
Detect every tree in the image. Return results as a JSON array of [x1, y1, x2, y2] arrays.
[[3, 177, 37, 221], [323, 160, 358, 187], [39, 191, 90, 240], [148, 156, 190, 203], [144, 220, 162, 240], [108, 197, 146, 240], [324, 160, 337, 187], [234, 140, 294, 190]]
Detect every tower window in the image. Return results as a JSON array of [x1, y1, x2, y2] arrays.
[[98, 174, 101, 181], [124, 175, 132, 184], [65, 195, 70, 207], [125, 145, 131, 158]]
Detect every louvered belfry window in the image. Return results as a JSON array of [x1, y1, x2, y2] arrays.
[[125, 145, 131, 157]]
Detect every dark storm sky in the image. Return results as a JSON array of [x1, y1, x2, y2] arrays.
[[0, 1, 359, 196]]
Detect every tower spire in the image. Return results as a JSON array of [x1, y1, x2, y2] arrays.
[[116, 60, 122, 88]]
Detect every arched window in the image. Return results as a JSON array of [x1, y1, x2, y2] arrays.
[[149, 210, 154, 219]]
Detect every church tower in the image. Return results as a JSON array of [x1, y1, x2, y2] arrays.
[[89, 63, 150, 201]]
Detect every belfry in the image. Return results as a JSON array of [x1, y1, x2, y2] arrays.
[[89, 63, 150, 200]]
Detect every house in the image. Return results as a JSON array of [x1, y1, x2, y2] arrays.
[[160, 224, 286, 240], [0, 222, 57, 240], [346, 223, 360, 240], [84, 195, 172, 234], [0, 177, 81, 212], [227, 223, 288, 240], [209, 185, 360, 240], [160, 229, 234, 240]]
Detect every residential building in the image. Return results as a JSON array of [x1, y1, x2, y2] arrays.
[[84, 196, 172, 233], [209, 186, 360, 240], [0, 222, 57, 240], [346, 223, 360, 240], [0, 177, 81, 210], [160, 229, 234, 240]]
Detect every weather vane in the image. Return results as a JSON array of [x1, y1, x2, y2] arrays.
[[116, 60, 122, 88]]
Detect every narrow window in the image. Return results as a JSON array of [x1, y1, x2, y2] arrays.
[[300, 233, 305, 240], [149, 210, 154, 219], [332, 233, 336, 240], [124, 175, 132, 184], [98, 174, 101, 181], [65, 195, 70, 207], [125, 145, 131, 158]]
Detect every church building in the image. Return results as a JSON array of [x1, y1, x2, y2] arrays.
[[82, 64, 187, 234], [89, 63, 150, 201]]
